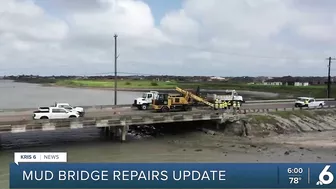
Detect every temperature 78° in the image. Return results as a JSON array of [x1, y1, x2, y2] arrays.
[[289, 177, 302, 184]]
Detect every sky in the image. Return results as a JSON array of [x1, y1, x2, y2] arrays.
[[0, 0, 336, 77]]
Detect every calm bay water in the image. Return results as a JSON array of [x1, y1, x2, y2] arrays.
[[0, 80, 142, 109]]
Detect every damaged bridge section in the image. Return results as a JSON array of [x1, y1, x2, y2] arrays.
[[0, 111, 247, 148]]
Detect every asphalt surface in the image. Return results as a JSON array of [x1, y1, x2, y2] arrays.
[[0, 101, 336, 122]]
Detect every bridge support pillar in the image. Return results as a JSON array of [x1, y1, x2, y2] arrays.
[[114, 127, 120, 139], [108, 127, 115, 140], [100, 127, 108, 140], [100, 127, 116, 141], [216, 121, 221, 130], [105, 127, 110, 139], [121, 125, 129, 142]]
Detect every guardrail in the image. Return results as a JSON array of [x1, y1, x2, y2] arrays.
[[0, 104, 132, 113], [244, 98, 335, 104], [239, 104, 336, 113], [0, 105, 335, 134], [0, 98, 335, 113]]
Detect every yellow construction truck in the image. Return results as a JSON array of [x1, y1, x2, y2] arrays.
[[151, 87, 214, 112]]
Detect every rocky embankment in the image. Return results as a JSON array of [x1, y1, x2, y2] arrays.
[[221, 109, 336, 137], [163, 109, 336, 162]]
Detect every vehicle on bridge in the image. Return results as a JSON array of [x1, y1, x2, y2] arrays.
[[206, 90, 244, 104], [33, 107, 80, 120], [294, 97, 325, 108], [39, 102, 85, 117], [132, 91, 159, 110], [152, 87, 215, 112], [152, 93, 193, 112]]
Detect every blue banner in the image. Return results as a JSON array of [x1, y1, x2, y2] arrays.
[[10, 163, 336, 188]]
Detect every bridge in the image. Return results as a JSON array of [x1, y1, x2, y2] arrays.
[[0, 102, 335, 147]]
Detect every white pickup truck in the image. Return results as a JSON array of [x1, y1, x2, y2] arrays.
[[33, 107, 80, 120], [294, 97, 325, 108], [132, 91, 159, 110], [39, 103, 85, 117]]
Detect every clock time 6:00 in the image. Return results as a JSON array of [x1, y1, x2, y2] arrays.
[[287, 168, 304, 174]]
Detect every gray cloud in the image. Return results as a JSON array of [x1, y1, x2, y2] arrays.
[[0, 0, 335, 76]]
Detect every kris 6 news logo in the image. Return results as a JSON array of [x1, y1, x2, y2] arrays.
[[316, 165, 334, 185]]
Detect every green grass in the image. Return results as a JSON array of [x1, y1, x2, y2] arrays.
[[179, 82, 331, 97], [58, 79, 334, 97], [56, 79, 178, 89], [16, 78, 336, 98]]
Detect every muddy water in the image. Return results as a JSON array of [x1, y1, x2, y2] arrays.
[[0, 80, 279, 109], [0, 127, 335, 189], [0, 80, 142, 109]]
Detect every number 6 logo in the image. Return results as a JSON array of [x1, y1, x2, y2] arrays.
[[319, 165, 334, 185]]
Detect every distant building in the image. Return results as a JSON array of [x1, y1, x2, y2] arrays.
[[263, 81, 282, 86], [263, 76, 334, 86], [209, 76, 227, 81], [294, 82, 309, 86]]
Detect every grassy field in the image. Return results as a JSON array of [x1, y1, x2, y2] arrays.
[[52, 79, 335, 98], [190, 83, 330, 97], [56, 79, 178, 89]]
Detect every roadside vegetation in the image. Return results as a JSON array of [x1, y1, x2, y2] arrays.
[[10, 78, 335, 98]]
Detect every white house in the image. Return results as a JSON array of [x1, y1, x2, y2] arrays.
[[209, 76, 226, 81], [294, 82, 309, 86], [263, 82, 282, 86]]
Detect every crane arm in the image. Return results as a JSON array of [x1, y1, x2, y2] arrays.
[[176, 87, 214, 108]]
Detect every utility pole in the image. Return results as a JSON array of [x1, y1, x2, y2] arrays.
[[114, 34, 118, 105], [326, 57, 336, 98]]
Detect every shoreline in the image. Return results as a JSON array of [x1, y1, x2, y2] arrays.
[[4, 77, 333, 98], [42, 83, 280, 98]]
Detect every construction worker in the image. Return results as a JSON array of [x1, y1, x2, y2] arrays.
[[215, 98, 219, 110], [227, 101, 231, 109], [233, 101, 237, 110], [237, 101, 241, 110], [224, 101, 228, 110]]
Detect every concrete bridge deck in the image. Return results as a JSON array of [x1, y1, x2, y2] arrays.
[[0, 111, 243, 144], [0, 105, 335, 145], [1, 100, 336, 122]]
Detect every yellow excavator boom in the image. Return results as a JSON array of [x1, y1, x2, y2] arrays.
[[175, 87, 214, 108]]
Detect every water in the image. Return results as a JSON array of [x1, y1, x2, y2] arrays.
[[0, 80, 290, 189], [0, 80, 143, 109]]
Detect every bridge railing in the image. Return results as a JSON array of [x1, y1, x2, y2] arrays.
[[0, 98, 335, 113], [238, 104, 336, 113], [0, 105, 335, 134], [244, 98, 335, 104]]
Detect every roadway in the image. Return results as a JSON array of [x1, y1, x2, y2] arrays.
[[1, 101, 336, 122]]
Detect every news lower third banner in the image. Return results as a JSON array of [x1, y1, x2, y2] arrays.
[[10, 161, 336, 188]]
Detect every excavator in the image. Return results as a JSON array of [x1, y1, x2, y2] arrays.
[[151, 87, 215, 112]]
